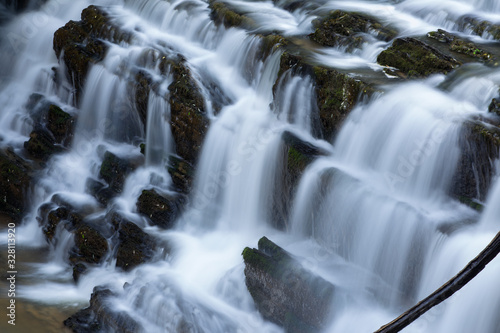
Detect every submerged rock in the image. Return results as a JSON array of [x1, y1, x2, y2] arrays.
[[242, 237, 334, 333], [136, 189, 185, 228], [451, 120, 500, 202], [377, 37, 461, 78], [310, 10, 397, 51], [0, 149, 32, 223]]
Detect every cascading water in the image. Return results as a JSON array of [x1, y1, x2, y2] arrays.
[[1, 0, 500, 332]]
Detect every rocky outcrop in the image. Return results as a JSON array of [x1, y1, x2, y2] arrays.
[[64, 287, 141, 333], [53, 5, 132, 103], [451, 120, 500, 202], [310, 10, 397, 51], [242, 237, 335, 333], [0, 148, 32, 224], [136, 189, 185, 228], [377, 37, 461, 78]]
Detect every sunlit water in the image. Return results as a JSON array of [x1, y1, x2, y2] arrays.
[[1, 0, 500, 332]]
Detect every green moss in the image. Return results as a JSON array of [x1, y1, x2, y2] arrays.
[[458, 196, 484, 212], [259, 34, 287, 59], [209, 1, 254, 29]]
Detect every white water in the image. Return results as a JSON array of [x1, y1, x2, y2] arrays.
[[1, 0, 500, 332]]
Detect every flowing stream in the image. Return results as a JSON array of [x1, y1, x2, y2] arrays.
[[1, 0, 500, 332]]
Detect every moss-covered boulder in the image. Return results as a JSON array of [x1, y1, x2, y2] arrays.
[[427, 29, 495, 63], [116, 220, 156, 271], [451, 120, 500, 202], [70, 225, 108, 265], [64, 287, 141, 333], [136, 189, 185, 228], [377, 37, 461, 78], [310, 10, 397, 51], [53, 5, 132, 103], [160, 57, 209, 165], [0, 149, 32, 223], [242, 237, 334, 333], [209, 0, 255, 29]]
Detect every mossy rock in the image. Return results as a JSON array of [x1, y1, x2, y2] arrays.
[[427, 29, 495, 63], [457, 15, 500, 41], [377, 37, 461, 78], [47, 104, 74, 143], [209, 1, 255, 29], [167, 155, 195, 194], [309, 10, 397, 51], [160, 56, 209, 165], [136, 189, 185, 228], [243, 237, 334, 331], [259, 34, 288, 60], [451, 120, 500, 202], [116, 219, 156, 271], [71, 225, 108, 264], [0, 149, 32, 223]]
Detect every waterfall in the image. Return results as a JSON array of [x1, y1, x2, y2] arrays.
[[1, 0, 500, 332]]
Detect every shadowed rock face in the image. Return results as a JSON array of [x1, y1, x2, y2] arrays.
[[116, 220, 156, 271], [242, 237, 335, 333], [377, 37, 461, 78], [136, 189, 186, 228]]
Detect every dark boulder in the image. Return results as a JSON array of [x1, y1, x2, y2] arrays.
[[0, 149, 32, 224], [99, 151, 134, 194], [310, 10, 397, 51], [457, 15, 500, 42], [24, 128, 63, 160], [70, 225, 108, 265], [136, 189, 185, 228], [116, 220, 156, 271], [488, 98, 500, 117], [42, 206, 69, 242], [242, 237, 335, 333], [377, 37, 461, 78], [451, 120, 500, 202], [64, 287, 141, 333], [85, 178, 115, 206], [167, 155, 195, 194]]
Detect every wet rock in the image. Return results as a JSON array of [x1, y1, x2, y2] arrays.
[[42, 206, 69, 242], [0, 149, 32, 223], [276, 52, 371, 140], [488, 98, 500, 117], [167, 155, 195, 194], [99, 151, 138, 194], [53, 5, 131, 103], [451, 120, 500, 202], [64, 287, 141, 333], [24, 128, 62, 160], [70, 225, 108, 264], [160, 57, 209, 165], [85, 178, 115, 206], [457, 15, 500, 41], [242, 237, 334, 333], [72, 263, 88, 282], [136, 189, 185, 228], [116, 219, 156, 271], [377, 37, 461, 78], [427, 29, 495, 63], [134, 70, 152, 126], [209, 0, 255, 29], [310, 10, 397, 51]]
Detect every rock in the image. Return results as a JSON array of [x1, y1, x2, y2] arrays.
[[116, 219, 156, 271], [160, 57, 209, 165], [209, 0, 255, 29], [53, 5, 132, 103], [310, 10, 397, 51], [134, 70, 152, 126], [377, 37, 461, 78], [427, 29, 495, 63], [451, 120, 500, 202], [24, 128, 62, 160], [72, 263, 88, 282], [70, 225, 108, 264], [99, 151, 134, 194], [85, 178, 115, 206], [488, 98, 500, 117], [167, 155, 195, 194], [42, 206, 69, 242], [242, 237, 334, 333], [64, 287, 141, 333], [0, 149, 32, 223], [457, 15, 500, 41], [276, 52, 371, 140], [136, 189, 185, 228]]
